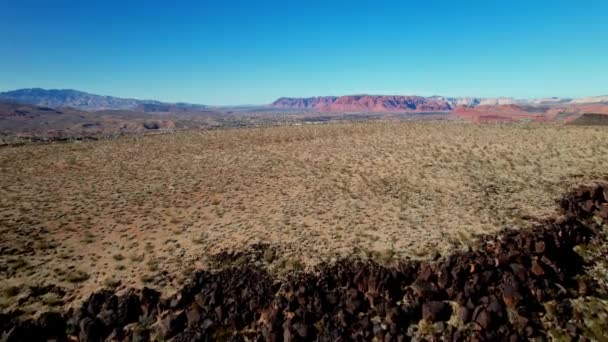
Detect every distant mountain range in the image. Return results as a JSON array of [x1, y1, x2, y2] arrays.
[[1, 89, 461, 113], [0, 88, 208, 112], [268, 94, 608, 123], [269, 95, 599, 112], [2, 88, 607, 114], [1, 88, 608, 142], [0, 88, 608, 125]]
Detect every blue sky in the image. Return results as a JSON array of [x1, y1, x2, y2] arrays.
[[1, 0, 607, 105]]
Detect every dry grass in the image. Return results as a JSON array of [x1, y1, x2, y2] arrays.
[[1, 122, 607, 312]]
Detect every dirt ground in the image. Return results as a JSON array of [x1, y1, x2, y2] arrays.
[[1, 122, 608, 313]]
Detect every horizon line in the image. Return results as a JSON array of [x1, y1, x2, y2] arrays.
[[1, 87, 607, 107]]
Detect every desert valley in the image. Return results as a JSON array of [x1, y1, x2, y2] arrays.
[[2, 89, 608, 145]]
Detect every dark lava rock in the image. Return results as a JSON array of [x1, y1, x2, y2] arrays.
[[422, 301, 451, 322], [599, 204, 608, 219], [79, 317, 104, 342], [501, 283, 522, 309], [411, 279, 438, 299], [531, 260, 545, 276], [157, 311, 186, 339], [535, 241, 546, 254], [457, 306, 471, 322], [509, 263, 528, 282], [474, 307, 492, 330]]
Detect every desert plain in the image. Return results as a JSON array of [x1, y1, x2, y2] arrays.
[[1, 121, 608, 314]]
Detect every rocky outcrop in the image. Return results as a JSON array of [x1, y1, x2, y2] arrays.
[[325, 95, 454, 112], [1, 183, 608, 341]]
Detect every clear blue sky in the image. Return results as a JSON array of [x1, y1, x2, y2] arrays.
[[1, 0, 607, 105]]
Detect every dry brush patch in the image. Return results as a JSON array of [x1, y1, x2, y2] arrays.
[[0, 122, 607, 313]]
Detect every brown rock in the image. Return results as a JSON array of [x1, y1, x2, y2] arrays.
[[157, 311, 186, 339], [502, 283, 522, 308], [598, 204, 608, 219], [581, 199, 595, 213], [495, 253, 509, 267], [531, 260, 545, 276], [509, 263, 528, 282], [79, 317, 103, 342], [534, 241, 546, 254], [214, 305, 223, 321], [283, 325, 293, 342], [418, 264, 434, 281], [578, 278, 589, 296], [458, 306, 471, 322], [566, 322, 578, 336], [437, 267, 450, 289], [555, 215, 568, 225], [186, 305, 200, 328], [474, 308, 492, 329], [531, 286, 544, 302], [293, 322, 309, 338], [525, 325, 535, 336], [411, 280, 437, 299], [422, 301, 451, 322], [487, 296, 504, 319]]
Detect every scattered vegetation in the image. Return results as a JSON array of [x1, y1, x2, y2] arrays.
[[112, 254, 125, 261], [41, 293, 63, 306], [64, 270, 90, 283], [1, 122, 608, 313]]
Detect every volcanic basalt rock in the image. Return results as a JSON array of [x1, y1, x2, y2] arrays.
[[1, 183, 608, 341]]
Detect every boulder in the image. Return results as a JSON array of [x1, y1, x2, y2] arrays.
[[143, 122, 160, 130], [422, 301, 451, 322]]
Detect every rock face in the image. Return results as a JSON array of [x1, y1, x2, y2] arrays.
[[327, 95, 455, 112], [271, 96, 339, 109], [568, 113, 608, 125], [1, 183, 607, 341], [269, 95, 553, 113], [271, 95, 456, 112]]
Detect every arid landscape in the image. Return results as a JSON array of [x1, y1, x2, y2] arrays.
[[2, 88, 608, 340], [3, 0, 608, 339], [2, 121, 608, 313], [2, 89, 608, 145]]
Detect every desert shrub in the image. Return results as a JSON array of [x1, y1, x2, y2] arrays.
[[64, 270, 89, 283], [41, 292, 63, 306]]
